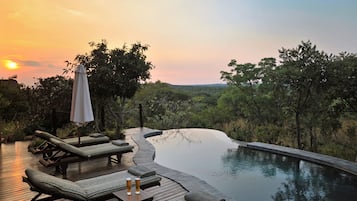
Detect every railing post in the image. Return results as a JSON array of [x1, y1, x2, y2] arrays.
[[139, 104, 144, 128]]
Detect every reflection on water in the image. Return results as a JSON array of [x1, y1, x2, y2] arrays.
[[148, 128, 357, 201], [148, 129, 203, 145], [223, 148, 357, 201]]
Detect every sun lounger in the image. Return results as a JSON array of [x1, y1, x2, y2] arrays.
[[39, 137, 134, 176], [28, 130, 110, 155], [23, 166, 161, 201]]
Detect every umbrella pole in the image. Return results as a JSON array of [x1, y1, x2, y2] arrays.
[[78, 127, 81, 145]]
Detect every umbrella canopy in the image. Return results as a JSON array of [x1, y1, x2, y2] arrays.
[[70, 64, 94, 129]]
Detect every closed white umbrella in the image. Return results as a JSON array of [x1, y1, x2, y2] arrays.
[[70, 64, 94, 144]]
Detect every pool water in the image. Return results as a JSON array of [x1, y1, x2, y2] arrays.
[[147, 128, 357, 201]]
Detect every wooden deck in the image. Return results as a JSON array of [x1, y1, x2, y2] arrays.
[[0, 140, 187, 201]]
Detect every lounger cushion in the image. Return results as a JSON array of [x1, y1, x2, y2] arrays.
[[48, 138, 134, 160], [112, 139, 129, 146], [184, 191, 226, 201], [50, 138, 89, 158], [35, 130, 63, 142], [76, 170, 131, 199], [63, 136, 110, 145], [128, 165, 156, 178], [35, 130, 110, 146], [25, 169, 87, 201], [89, 133, 104, 137], [25, 167, 161, 201], [79, 143, 134, 157], [76, 170, 161, 199]]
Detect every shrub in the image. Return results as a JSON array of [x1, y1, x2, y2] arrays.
[[223, 119, 253, 142], [0, 121, 26, 142]]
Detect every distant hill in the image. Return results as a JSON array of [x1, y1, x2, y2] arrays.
[[169, 83, 227, 88], [169, 83, 227, 97]]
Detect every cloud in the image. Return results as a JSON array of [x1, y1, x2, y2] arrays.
[[18, 60, 41, 67], [47, 64, 57, 68], [55, 4, 84, 17], [63, 8, 83, 16]]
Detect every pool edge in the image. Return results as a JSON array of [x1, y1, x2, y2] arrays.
[[130, 127, 236, 201]]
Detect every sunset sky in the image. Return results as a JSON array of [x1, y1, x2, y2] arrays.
[[1, 0, 357, 86]]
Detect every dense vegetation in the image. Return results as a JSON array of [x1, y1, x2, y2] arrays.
[[0, 41, 356, 162], [0, 40, 153, 140], [127, 41, 357, 161]]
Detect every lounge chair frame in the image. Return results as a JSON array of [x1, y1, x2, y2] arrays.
[[28, 130, 110, 155], [39, 138, 133, 176]]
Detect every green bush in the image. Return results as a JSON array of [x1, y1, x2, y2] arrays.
[[0, 121, 26, 142], [56, 123, 78, 138], [224, 119, 253, 142], [319, 143, 356, 161], [255, 124, 282, 144]]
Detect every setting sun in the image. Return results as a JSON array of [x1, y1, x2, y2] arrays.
[[5, 60, 19, 70]]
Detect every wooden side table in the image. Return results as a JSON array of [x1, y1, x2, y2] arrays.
[[113, 189, 153, 201]]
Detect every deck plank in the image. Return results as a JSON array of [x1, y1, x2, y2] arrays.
[[0, 140, 187, 201]]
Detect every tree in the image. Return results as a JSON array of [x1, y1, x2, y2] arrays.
[[126, 81, 192, 129], [68, 40, 154, 134], [274, 41, 330, 149], [29, 76, 73, 133], [327, 53, 357, 113], [221, 60, 262, 124], [220, 58, 284, 141], [0, 79, 29, 121]]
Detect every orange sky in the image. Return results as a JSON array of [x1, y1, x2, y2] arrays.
[[1, 0, 357, 86]]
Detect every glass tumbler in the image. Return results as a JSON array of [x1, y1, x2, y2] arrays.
[[126, 178, 132, 195], [135, 178, 141, 194]]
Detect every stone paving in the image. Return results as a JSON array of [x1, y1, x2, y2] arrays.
[[125, 127, 235, 201]]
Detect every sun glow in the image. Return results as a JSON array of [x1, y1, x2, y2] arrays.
[[5, 60, 19, 70]]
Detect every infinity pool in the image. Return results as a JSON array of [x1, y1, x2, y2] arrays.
[[147, 128, 357, 201]]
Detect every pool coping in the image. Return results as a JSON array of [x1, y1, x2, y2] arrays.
[[127, 127, 235, 201], [246, 142, 357, 176]]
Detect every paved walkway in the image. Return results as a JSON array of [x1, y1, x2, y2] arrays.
[[125, 127, 235, 201], [247, 142, 357, 176]]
